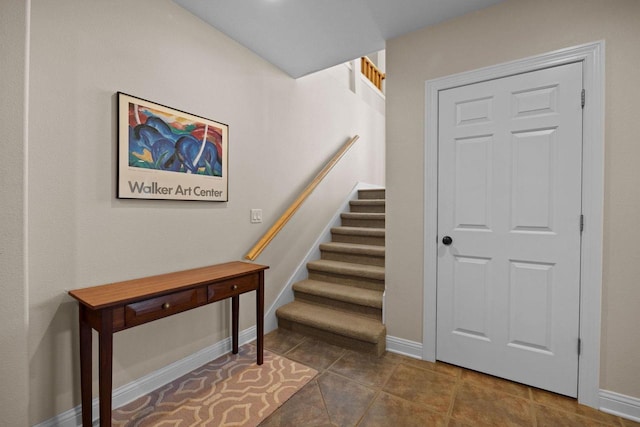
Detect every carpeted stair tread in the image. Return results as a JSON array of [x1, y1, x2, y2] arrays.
[[340, 212, 385, 228], [358, 189, 385, 199], [349, 199, 385, 213], [276, 301, 385, 344], [331, 226, 385, 237], [350, 199, 385, 206], [293, 279, 383, 308], [319, 242, 385, 257], [307, 259, 384, 280], [340, 212, 385, 220]]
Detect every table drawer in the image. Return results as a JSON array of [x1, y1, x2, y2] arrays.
[[208, 274, 258, 302], [125, 288, 205, 327]]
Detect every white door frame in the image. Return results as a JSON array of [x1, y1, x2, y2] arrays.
[[423, 41, 605, 407]]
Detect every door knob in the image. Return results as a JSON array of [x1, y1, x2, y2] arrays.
[[442, 236, 453, 246]]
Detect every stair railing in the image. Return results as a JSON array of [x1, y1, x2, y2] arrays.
[[361, 57, 386, 92], [244, 135, 360, 261]]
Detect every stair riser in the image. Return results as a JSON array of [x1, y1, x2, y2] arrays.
[[308, 271, 384, 291], [358, 189, 385, 200], [278, 318, 385, 356], [293, 292, 382, 320], [321, 250, 385, 267], [332, 233, 385, 246], [349, 203, 385, 213], [341, 217, 385, 228]]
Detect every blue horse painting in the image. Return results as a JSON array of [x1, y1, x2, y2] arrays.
[[127, 103, 223, 177]]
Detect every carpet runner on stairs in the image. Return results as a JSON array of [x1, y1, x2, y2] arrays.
[[276, 188, 386, 356]]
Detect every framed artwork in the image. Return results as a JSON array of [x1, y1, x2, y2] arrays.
[[117, 92, 228, 201]]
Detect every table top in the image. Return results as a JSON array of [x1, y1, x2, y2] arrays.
[[68, 261, 268, 310]]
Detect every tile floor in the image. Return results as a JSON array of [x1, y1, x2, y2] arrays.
[[258, 329, 639, 427]]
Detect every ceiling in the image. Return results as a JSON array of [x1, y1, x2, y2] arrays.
[[173, 0, 504, 78]]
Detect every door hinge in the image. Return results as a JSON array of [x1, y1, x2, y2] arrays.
[[580, 214, 584, 232], [578, 338, 582, 355], [581, 89, 586, 108]]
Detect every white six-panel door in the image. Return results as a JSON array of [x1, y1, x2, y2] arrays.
[[436, 62, 583, 396]]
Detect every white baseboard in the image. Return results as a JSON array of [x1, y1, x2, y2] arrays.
[[599, 389, 640, 423], [386, 335, 423, 360], [34, 327, 257, 427]]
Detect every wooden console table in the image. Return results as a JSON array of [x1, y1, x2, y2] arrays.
[[69, 261, 269, 427]]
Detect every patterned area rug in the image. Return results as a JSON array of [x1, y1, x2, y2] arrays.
[[112, 344, 317, 426]]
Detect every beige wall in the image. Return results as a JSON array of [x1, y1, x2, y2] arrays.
[[386, 0, 640, 398], [0, 0, 29, 425], [21, 0, 384, 423]]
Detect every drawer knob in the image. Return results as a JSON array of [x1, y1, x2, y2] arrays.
[[232, 285, 238, 290], [162, 302, 171, 310]]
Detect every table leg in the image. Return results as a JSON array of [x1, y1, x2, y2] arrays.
[[257, 273, 264, 365], [79, 305, 92, 427], [231, 295, 239, 354], [98, 310, 113, 427]]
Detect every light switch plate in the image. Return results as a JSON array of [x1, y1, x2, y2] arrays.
[[250, 209, 263, 223]]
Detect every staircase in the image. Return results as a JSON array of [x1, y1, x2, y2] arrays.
[[276, 188, 386, 356]]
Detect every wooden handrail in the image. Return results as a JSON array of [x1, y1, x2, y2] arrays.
[[361, 57, 386, 91], [244, 135, 360, 261]]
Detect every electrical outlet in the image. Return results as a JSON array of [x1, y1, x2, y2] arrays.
[[250, 209, 262, 223]]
